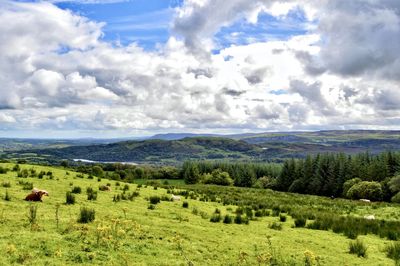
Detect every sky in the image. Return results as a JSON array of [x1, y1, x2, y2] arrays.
[[0, 0, 400, 138]]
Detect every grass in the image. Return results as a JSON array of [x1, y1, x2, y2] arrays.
[[349, 238, 368, 257], [0, 162, 397, 265]]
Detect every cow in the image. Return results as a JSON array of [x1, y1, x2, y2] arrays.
[[25, 188, 49, 202], [171, 194, 181, 201]]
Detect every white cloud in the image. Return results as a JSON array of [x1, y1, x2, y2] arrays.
[[0, 0, 400, 136]]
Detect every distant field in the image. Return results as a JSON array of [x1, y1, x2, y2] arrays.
[[0, 163, 399, 265]]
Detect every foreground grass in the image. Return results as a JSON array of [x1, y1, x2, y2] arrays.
[[0, 163, 397, 265]]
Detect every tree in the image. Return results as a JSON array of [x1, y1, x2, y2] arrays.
[[182, 162, 200, 184], [60, 160, 69, 168], [92, 166, 104, 178]]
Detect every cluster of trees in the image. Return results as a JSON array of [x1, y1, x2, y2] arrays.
[[70, 163, 180, 183], [182, 161, 281, 187], [182, 152, 400, 202]]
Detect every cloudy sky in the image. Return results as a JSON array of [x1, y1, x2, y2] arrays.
[[0, 0, 399, 138]]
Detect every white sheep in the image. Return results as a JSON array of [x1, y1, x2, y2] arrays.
[[171, 194, 181, 201]]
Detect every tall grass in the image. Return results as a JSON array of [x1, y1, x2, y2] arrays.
[[349, 239, 367, 257]]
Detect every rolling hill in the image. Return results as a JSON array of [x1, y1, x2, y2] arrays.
[[2, 130, 400, 164]]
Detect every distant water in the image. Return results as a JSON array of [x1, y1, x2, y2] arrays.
[[73, 159, 137, 165]]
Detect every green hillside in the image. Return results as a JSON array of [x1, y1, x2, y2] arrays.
[[0, 163, 399, 265], [3, 130, 400, 165]]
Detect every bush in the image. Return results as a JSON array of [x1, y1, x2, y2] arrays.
[[77, 207, 95, 223], [346, 181, 383, 201], [149, 196, 160, 204], [86, 187, 97, 201], [223, 215, 233, 224], [148, 204, 156, 210], [123, 184, 130, 191], [234, 214, 249, 224], [20, 181, 33, 190], [294, 217, 307, 227], [349, 239, 367, 258], [343, 178, 362, 196], [0, 166, 8, 174], [279, 214, 287, 222], [210, 213, 221, 223], [182, 201, 189, 208], [1, 181, 11, 188], [66, 192, 75, 205], [269, 222, 282, 231], [385, 242, 400, 262], [4, 190, 11, 201], [71, 186, 82, 194]]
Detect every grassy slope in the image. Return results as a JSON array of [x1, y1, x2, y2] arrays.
[[0, 163, 396, 265]]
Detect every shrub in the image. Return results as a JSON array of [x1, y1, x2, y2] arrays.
[[12, 164, 20, 172], [27, 205, 37, 228], [223, 215, 233, 224], [255, 210, 263, 217], [349, 239, 367, 258], [269, 222, 282, 231], [148, 204, 156, 210], [346, 181, 383, 201], [86, 187, 97, 201], [294, 217, 307, 227], [77, 207, 95, 223], [385, 242, 400, 262], [343, 178, 362, 196], [149, 196, 160, 204], [4, 190, 11, 201], [123, 184, 130, 191], [160, 195, 170, 201], [234, 214, 249, 224], [38, 171, 45, 179], [192, 207, 199, 215], [20, 181, 33, 190], [113, 194, 121, 202], [71, 186, 82, 194], [1, 181, 11, 188], [0, 166, 8, 174], [210, 213, 221, 223], [65, 192, 75, 205], [182, 201, 189, 208], [279, 214, 287, 222]]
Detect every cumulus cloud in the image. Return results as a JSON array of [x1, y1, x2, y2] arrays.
[[0, 0, 400, 137]]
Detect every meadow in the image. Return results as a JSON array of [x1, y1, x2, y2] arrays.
[[0, 163, 399, 265]]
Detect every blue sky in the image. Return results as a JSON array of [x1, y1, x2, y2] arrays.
[[18, 0, 309, 50], [55, 0, 176, 49]]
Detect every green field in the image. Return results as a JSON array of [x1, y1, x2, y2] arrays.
[[0, 163, 398, 265]]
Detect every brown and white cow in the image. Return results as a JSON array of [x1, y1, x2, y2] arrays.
[[25, 188, 49, 202]]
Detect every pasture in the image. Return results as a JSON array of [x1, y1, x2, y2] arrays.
[[0, 163, 398, 265]]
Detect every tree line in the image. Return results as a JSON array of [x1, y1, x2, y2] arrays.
[[182, 151, 400, 202]]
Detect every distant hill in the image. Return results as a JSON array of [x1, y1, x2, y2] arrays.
[[3, 130, 400, 164], [149, 133, 221, 140]]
